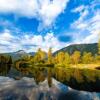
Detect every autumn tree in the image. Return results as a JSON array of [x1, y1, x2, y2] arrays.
[[82, 52, 93, 64], [98, 37, 100, 55], [64, 52, 71, 65], [57, 51, 65, 65], [47, 48, 53, 64], [54, 54, 58, 64], [21, 55, 31, 61], [95, 34, 100, 63], [71, 51, 81, 64], [34, 48, 46, 64], [94, 55, 100, 63], [54, 52, 71, 66]]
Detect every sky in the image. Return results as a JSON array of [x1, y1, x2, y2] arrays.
[[0, 0, 100, 53]]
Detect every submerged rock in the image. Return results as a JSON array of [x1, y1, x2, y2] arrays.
[[0, 76, 100, 100]]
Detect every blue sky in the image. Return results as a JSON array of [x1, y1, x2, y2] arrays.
[[0, 0, 100, 53]]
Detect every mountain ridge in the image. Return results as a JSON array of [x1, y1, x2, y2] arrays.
[[54, 43, 98, 56], [0, 43, 98, 61]]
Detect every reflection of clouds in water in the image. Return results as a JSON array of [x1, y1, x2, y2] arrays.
[[0, 76, 100, 100]]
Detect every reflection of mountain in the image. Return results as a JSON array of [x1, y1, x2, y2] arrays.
[[54, 43, 98, 55]]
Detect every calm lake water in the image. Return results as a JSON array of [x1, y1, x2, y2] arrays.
[[0, 64, 100, 100]]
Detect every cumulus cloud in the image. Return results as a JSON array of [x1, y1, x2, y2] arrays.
[[0, 0, 69, 30], [21, 33, 68, 52], [0, 30, 67, 53]]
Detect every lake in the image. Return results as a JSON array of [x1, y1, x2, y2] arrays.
[[0, 64, 100, 100]]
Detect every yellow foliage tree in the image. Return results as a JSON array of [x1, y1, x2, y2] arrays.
[[71, 51, 81, 64], [54, 54, 58, 64], [34, 48, 46, 64], [57, 52, 65, 65], [96, 33, 100, 63], [95, 55, 100, 63], [82, 52, 93, 64], [64, 52, 71, 65], [47, 48, 53, 64], [98, 37, 100, 55]]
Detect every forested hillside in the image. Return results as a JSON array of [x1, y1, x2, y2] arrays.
[[54, 43, 98, 56]]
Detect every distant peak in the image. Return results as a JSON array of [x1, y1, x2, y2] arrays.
[[15, 50, 26, 54]]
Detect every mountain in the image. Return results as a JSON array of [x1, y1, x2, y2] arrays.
[[0, 50, 36, 62], [0, 50, 29, 61], [29, 52, 35, 56], [54, 43, 98, 56], [0, 43, 98, 61], [15, 50, 26, 55]]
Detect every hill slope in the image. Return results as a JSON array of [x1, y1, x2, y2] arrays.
[[0, 50, 30, 62], [54, 43, 98, 55]]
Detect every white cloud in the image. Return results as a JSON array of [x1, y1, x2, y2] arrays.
[[0, 30, 14, 43], [0, 30, 67, 53], [71, 5, 89, 29], [71, 5, 86, 13], [82, 32, 99, 44], [70, 2, 100, 44], [0, 0, 69, 30], [21, 33, 67, 52], [0, 0, 38, 16]]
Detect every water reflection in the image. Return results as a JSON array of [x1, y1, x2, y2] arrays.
[[0, 64, 100, 100], [0, 77, 100, 100], [54, 67, 100, 92], [28, 67, 52, 86], [0, 64, 100, 92], [0, 64, 53, 87], [0, 64, 12, 76]]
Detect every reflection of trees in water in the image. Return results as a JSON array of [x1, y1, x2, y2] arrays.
[[33, 68, 46, 84], [54, 67, 100, 92], [0, 55, 12, 76], [27, 67, 53, 87], [0, 55, 12, 64], [0, 64, 12, 76], [15, 62, 53, 87], [15, 61, 100, 91]]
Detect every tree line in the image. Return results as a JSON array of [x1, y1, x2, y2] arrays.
[[21, 38, 100, 66], [14, 35, 100, 65]]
